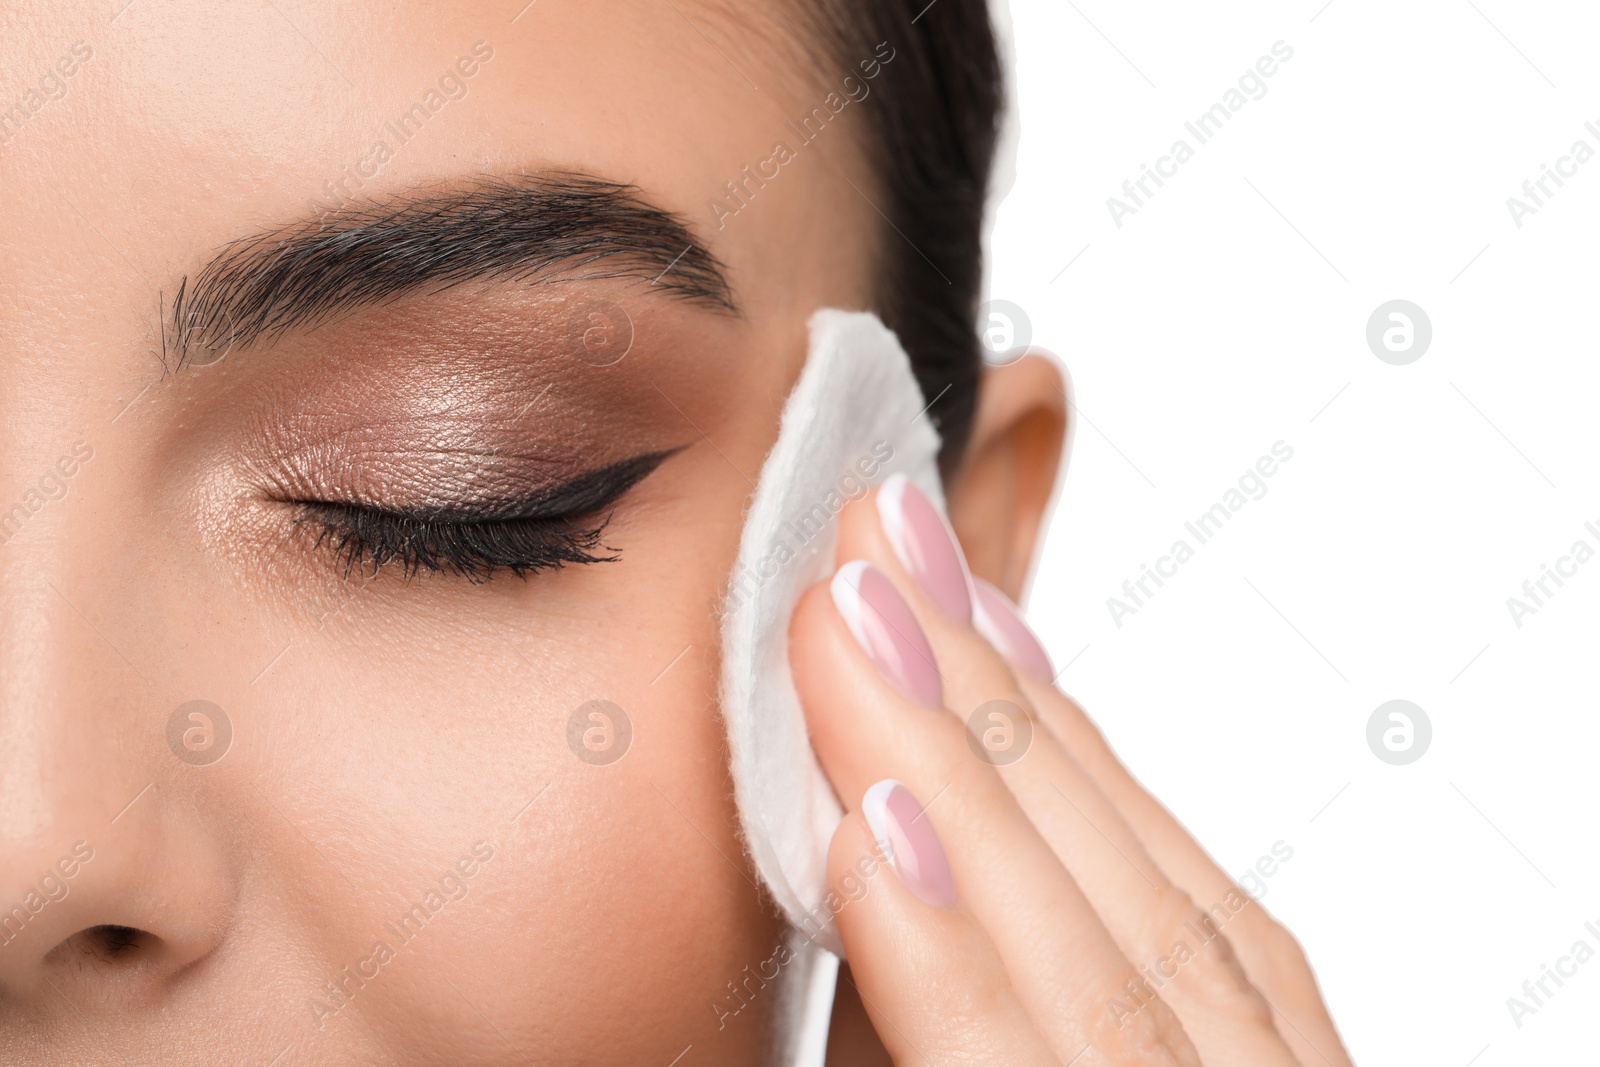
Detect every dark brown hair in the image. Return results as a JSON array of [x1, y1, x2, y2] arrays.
[[797, 1, 1003, 472]]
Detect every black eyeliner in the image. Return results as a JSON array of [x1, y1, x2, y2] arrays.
[[292, 447, 680, 581]]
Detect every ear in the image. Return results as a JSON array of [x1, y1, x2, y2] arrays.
[[943, 352, 1071, 603]]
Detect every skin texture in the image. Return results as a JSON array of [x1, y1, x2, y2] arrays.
[[798, 470, 1356, 1066], [0, 1, 1350, 1064], [0, 1, 878, 1063]]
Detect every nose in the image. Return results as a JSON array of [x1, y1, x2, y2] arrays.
[[0, 798, 233, 1001], [0, 556, 235, 1005]]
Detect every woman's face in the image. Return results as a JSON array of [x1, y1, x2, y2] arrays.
[[1, 2, 881, 1062]]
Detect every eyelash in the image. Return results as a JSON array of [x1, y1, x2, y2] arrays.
[[296, 504, 615, 582], [288, 450, 676, 582]]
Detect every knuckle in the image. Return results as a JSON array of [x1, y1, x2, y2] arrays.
[[1246, 907, 1320, 991], [942, 732, 1018, 811], [1094, 985, 1203, 1067], [890, 930, 1035, 1059], [1259, 908, 1310, 961], [941, 618, 1035, 698], [921, 973, 1014, 1040], [1134, 887, 1275, 1030]]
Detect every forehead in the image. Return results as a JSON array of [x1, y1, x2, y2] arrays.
[[4, 0, 793, 184], [1, 0, 870, 372]]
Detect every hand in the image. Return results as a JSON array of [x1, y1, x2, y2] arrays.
[[790, 475, 1352, 1066]]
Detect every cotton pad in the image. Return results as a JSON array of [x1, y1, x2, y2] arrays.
[[719, 309, 944, 946], [724, 0, 1022, 1054], [717, 310, 944, 1063]]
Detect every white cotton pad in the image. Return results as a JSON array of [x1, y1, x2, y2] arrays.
[[718, 310, 944, 1063], [727, 2, 1019, 1055]]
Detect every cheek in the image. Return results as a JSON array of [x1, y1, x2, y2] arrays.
[[202, 478, 783, 1059], [127, 302, 801, 1058]]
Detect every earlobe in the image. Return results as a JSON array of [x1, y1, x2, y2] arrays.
[[943, 352, 1070, 602]]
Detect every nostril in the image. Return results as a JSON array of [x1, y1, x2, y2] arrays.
[[47, 925, 155, 967], [87, 925, 145, 960]]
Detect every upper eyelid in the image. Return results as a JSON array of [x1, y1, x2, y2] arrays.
[[275, 447, 683, 522]]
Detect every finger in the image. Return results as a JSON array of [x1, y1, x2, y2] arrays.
[[825, 797, 1059, 1066], [845, 481, 1299, 1066], [1017, 675, 1354, 1067], [964, 554, 1348, 1064], [791, 568, 1199, 1065]]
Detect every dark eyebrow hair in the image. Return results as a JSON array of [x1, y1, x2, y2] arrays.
[[166, 172, 735, 367]]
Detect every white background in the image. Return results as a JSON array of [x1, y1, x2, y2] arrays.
[[994, 1, 1600, 1063]]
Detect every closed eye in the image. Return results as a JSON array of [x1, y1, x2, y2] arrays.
[[288, 448, 679, 581]]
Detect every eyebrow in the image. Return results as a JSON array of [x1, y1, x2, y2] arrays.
[[166, 172, 735, 367]]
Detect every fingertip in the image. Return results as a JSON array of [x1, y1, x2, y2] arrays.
[[971, 577, 1054, 683], [860, 779, 957, 909]]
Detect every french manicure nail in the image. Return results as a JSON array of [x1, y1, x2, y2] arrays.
[[876, 473, 972, 623], [831, 561, 943, 708], [972, 578, 1054, 682], [862, 779, 957, 908]]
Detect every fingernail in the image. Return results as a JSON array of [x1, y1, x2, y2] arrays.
[[876, 473, 972, 623], [862, 779, 957, 908], [831, 561, 943, 708], [971, 578, 1054, 683]]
